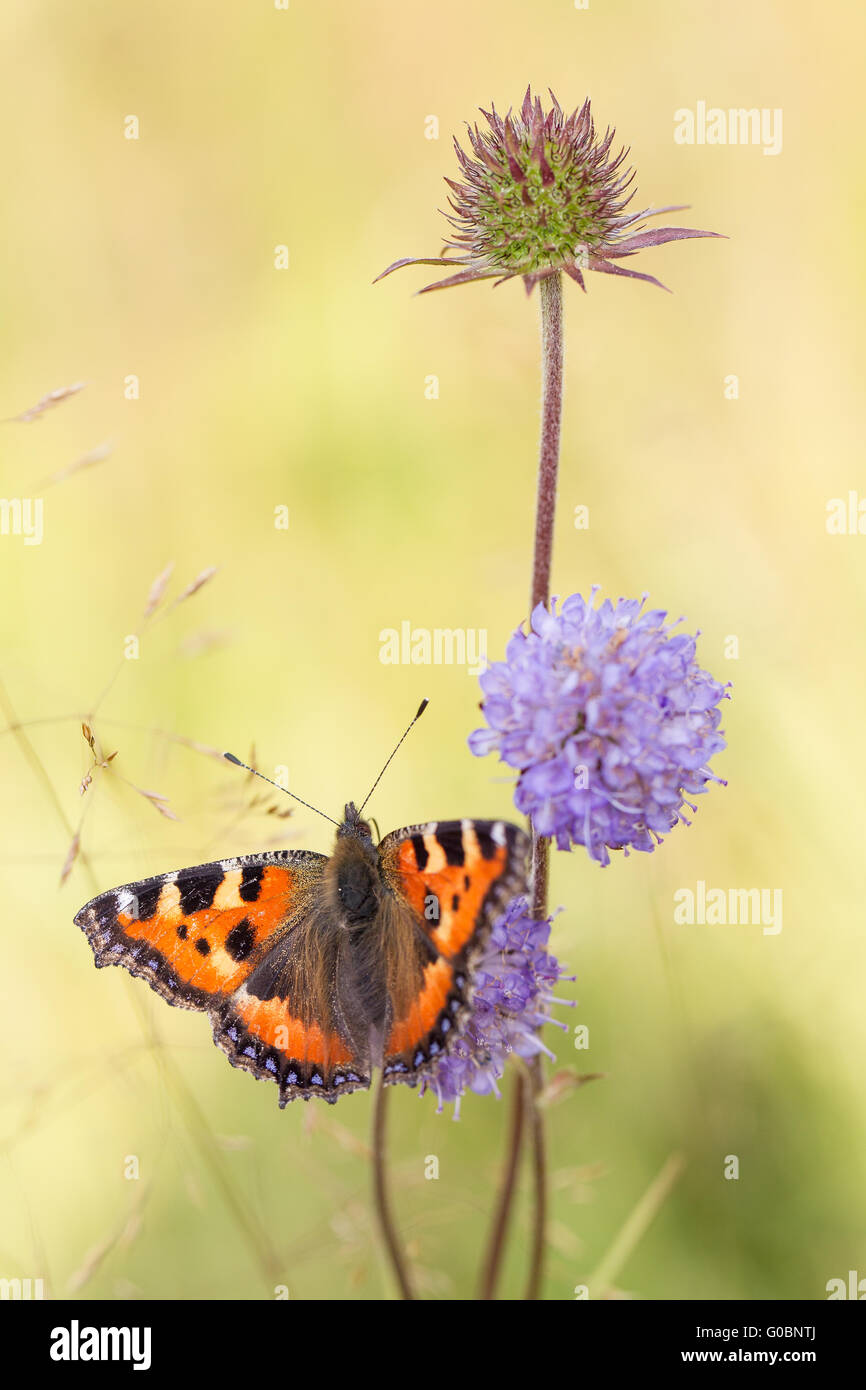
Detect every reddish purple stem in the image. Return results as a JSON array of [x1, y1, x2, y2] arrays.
[[530, 273, 565, 613], [525, 272, 564, 1300], [480, 273, 564, 1304]]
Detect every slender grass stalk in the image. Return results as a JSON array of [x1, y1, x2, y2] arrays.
[[371, 1074, 415, 1299], [0, 676, 283, 1291], [585, 1153, 685, 1297]]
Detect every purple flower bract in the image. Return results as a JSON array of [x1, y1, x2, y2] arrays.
[[376, 87, 723, 296], [469, 590, 729, 865]]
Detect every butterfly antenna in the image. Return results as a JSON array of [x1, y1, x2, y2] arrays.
[[223, 752, 340, 827], [358, 698, 429, 816]]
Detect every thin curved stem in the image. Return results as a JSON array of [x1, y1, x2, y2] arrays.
[[371, 1075, 415, 1300], [477, 1065, 528, 1300]]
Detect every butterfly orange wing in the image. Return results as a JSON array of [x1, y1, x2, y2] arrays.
[[377, 818, 529, 1085], [76, 851, 370, 1104]]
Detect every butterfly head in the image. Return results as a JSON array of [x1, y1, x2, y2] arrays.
[[338, 802, 375, 843], [334, 803, 380, 926]]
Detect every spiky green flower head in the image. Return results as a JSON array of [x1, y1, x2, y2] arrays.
[[377, 88, 723, 295]]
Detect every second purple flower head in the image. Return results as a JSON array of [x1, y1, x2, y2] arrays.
[[470, 590, 729, 866]]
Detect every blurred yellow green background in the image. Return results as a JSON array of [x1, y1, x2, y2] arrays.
[[1, 0, 864, 1301]]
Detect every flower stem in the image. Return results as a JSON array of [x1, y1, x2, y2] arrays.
[[371, 1075, 415, 1300], [525, 270, 564, 1299], [523, 1054, 549, 1300], [477, 274, 564, 1304], [530, 272, 565, 612], [530, 834, 550, 921], [477, 1065, 528, 1300]]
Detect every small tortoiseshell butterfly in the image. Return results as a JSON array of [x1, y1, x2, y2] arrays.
[[75, 706, 528, 1106]]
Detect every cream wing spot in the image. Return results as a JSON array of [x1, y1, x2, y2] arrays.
[[421, 832, 448, 874], [206, 944, 250, 987], [159, 880, 182, 917], [213, 868, 243, 909], [460, 822, 481, 861]]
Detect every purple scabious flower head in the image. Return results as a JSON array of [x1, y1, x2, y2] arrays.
[[420, 896, 568, 1116], [469, 589, 730, 866], [376, 87, 723, 296]]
